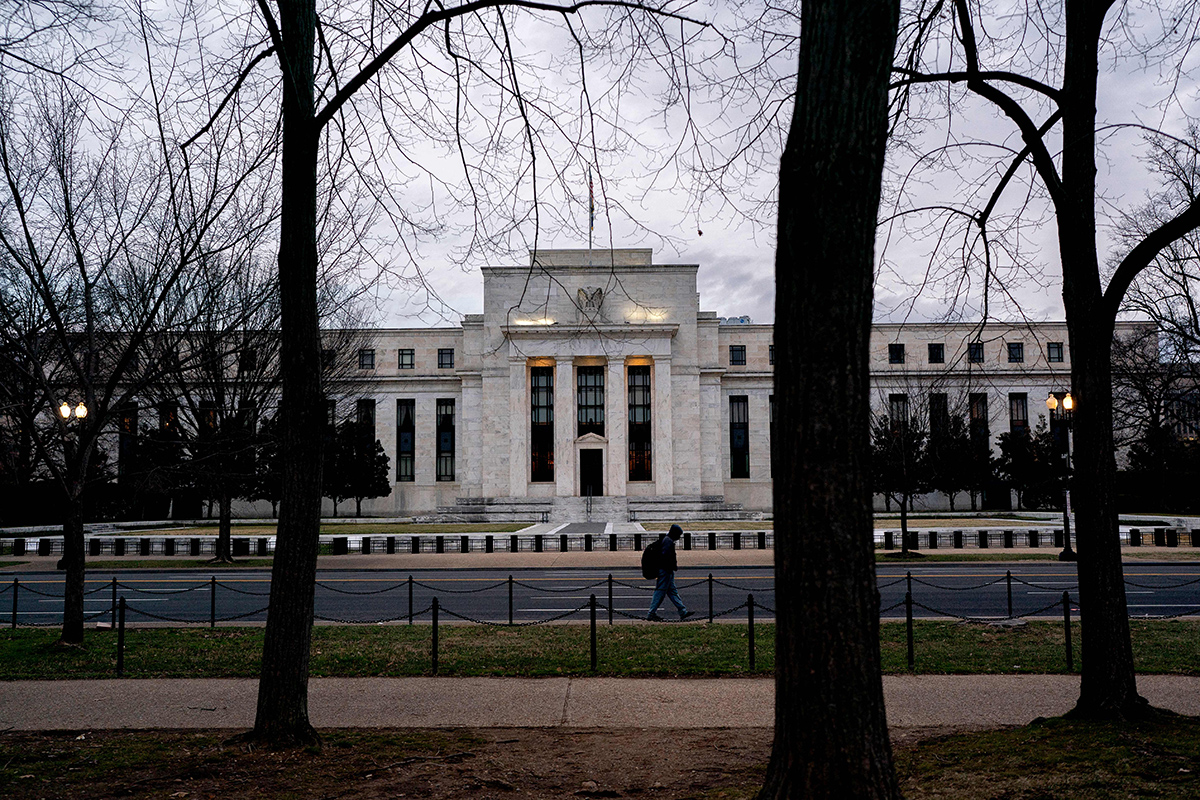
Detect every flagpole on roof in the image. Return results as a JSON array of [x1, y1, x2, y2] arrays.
[[588, 166, 594, 267]]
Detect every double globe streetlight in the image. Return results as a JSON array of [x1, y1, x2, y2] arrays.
[[1046, 392, 1076, 561], [59, 401, 88, 421]]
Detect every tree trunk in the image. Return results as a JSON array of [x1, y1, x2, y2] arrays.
[[213, 493, 235, 563], [251, 0, 323, 746], [899, 496, 909, 555], [58, 491, 86, 645], [355, 497, 361, 517], [757, 0, 901, 796], [1067, 327, 1144, 717], [947, 491, 956, 512], [1057, 0, 1144, 718]]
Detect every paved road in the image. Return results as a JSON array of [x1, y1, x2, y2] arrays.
[[5, 562, 1199, 626]]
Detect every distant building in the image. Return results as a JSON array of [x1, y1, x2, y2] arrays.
[[295, 249, 1149, 518]]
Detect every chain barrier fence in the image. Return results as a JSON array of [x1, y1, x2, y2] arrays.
[[6, 569, 1196, 676]]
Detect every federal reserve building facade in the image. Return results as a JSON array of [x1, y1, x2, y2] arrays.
[[327, 248, 1125, 521]]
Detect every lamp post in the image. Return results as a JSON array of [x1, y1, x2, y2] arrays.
[[56, 400, 88, 571], [1046, 392, 1076, 561]]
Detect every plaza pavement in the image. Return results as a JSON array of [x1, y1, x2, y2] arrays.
[[2, 675, 1199, 732]]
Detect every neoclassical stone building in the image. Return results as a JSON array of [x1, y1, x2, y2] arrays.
[[324, 248, 1144, 519]]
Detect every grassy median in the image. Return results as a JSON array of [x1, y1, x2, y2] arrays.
[[2, 620, 1198, 680]]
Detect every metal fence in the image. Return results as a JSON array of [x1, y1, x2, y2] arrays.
[[6, 568, 1199, 677]]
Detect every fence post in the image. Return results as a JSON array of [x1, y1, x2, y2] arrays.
[[1006, 570, 1013, 618], [905, 590, 914, 671], [508, 574, 514, 626], [708, 531, 716, 551], [10, 578, 16, 629], [1063, 592, 1073, 672], [758, 530, 767, 550], [708, 573, 714, 623], [590, 594, 598, 672], [905, 570, 912, 596], [607, 574, 613, 626], [210, 576, 216, 629], [111, 578, 117, 627], [116, 597, 126, 678], [408, 575, 413, 626], [432, 597, 439, 675], [747, 594, 755, 672]]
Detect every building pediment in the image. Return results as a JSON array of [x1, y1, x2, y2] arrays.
[[576, 432, 608, 445]]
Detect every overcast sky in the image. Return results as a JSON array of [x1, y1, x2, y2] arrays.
[[344, 2, 1199, 331]]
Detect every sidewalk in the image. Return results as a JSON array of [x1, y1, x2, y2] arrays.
[[2, 675, 1198, 731]]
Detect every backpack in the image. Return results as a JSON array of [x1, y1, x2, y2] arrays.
[[641, 539, 662, 579]]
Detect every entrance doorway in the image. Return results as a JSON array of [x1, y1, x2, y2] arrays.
[[580, 449, 603, 497]]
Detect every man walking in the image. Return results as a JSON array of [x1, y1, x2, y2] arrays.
[[648, 524, 693, 621]]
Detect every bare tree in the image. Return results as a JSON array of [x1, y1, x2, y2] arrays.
[[758, 0, 902, 796], [0, 61, 277, 643], [890, 0, 1200, 719], [175, 0, 731, 745]]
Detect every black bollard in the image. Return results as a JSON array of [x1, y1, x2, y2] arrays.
[[747, 594, 756, 672], [1063, 591, 1073, 671]]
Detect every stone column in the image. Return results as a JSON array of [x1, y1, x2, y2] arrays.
[[654, 356, 674, 495], [554, 357, 575, 497], [460, 375, 483, 496], [508, 357, 527, 497], [606, 358, 627, 497]]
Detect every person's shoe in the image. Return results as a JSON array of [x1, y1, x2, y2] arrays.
[[647, 612, 664, 621], [679, 610, 694, 620]]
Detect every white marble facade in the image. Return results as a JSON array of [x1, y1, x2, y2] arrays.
[[327, 249, 1146, 515]]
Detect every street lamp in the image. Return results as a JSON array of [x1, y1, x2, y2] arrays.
[[1046, 391, 1076, 561], [59, 401, 88, 421]]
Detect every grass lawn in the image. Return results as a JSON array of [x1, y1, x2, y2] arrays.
[[2, 620, 1197, 680]]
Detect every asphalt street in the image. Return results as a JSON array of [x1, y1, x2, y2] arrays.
[[5, 562, 1199, 626]]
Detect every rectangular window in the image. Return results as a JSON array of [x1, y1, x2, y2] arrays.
[[531, 367, 554, 482], [436, 399, 455, 481], [358, 348, 375, 370], [438, 348, 454, 369], [238, 348, 258, 373], [321, 348, 335, 370], [118, 402, 138, 479], [199, 399, 218, 438], [326, 399, 337, 426], [1007, 342, 1024, 363], [356, 398, 376, 442], [729, 345, 746, 366], [396, 399, 414, 482], [1047, 342, 1064, 363], [729, 395, 749, 479], [1009, 393, 1029, 435], [888, 393, 909, 427], [968, 342, 984, 363], [928, 343, 945, 364], [399, 348, 414, 369], [969, 392, 989, 446], [768, 344, 775, 365], [888, 343, 905, 364], [158, 401, 178, 433], [929, 393, 949, 437], [628, 366, 652, 481], [577, 366, 605, 437]]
